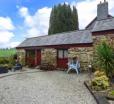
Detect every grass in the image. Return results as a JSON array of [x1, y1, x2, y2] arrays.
[[0, 48, 16, 57]]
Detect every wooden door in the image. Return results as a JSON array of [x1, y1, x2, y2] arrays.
[[57, 49, 68, 69], [36, 50, 41, 65], [26, 50, 35, 66]]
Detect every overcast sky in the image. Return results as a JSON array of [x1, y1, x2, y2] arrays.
[[0, 0, 114, 48]]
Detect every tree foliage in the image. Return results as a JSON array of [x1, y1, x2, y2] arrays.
[[48, 3, 79, 35]]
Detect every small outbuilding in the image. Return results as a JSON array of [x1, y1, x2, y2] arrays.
[[16, 1, 114, 70]]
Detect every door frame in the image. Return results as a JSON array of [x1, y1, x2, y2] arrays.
[[25, 49, 35, 66], [57, 49, 68, 68], [35, 49, 41, 66]]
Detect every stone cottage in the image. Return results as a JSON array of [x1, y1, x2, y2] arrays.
[[16, 1, 114, 70]]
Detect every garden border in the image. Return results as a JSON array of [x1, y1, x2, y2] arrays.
[[84, 81, 110, 104], [106, 96, 114, 101], [0, 69, 43, 79]]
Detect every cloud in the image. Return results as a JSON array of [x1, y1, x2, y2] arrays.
[[19, 7, 29, 17], [19, 0, 114, 38], [0, 31, 14, 44], [0, 17, 15, 31], [9, 41, 20, 48], [19, 7, 51, 37], [0, 41, 20, 48], [0, 17, 16, 48]]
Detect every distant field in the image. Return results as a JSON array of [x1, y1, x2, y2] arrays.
[[0, 49, 16, 57]]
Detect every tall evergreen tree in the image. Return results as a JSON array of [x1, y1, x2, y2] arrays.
[[72, 6, 79, 30], [48, 3, 79, 35]]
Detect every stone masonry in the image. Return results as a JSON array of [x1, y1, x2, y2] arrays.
[[16, 33, 114, 70], [17, 49, 26, 65], [41, 48, 57, 66], [68, 47, 93, 70]]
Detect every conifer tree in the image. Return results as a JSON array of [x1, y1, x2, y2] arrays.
[[48, 3, 79, 35]]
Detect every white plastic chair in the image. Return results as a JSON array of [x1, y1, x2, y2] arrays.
[[67, 60, 80, 74]]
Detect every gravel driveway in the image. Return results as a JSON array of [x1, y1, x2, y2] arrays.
[[0, 71, 96, 104]]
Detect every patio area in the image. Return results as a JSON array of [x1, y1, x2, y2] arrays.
[[0, 70, 96, 104]]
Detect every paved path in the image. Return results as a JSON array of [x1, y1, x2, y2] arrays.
[[0, 71, 96, 104]]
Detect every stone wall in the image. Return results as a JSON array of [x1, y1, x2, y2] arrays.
[[17, 49, 26, 65], [92, 33, 114, 68], [41, 47, 94, 70], [68, 47, 93, 70], [93, 34, 114, 54], [92, 35, 114, 48], [41, 48, 57, 66]]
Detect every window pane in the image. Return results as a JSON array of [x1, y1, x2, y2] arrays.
[[64, 50, 68, 58], [58, 50, 63, 58]]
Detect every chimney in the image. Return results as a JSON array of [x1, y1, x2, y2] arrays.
[[97, 0, 108, 20]]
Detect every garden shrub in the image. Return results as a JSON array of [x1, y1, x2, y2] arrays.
[[95, 38, 114, 78], [8, 55, 15, 65], [0, 54, 16, 70], [91, 70, 110, 91], [94, 70, 106, 77], [0, 58, 9, 64], [108, 90, 114, 96]]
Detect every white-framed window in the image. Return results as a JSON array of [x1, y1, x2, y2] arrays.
[[58, 50, 63, 58], [58, 49, 68, 59], [64, 50, 68, 58]]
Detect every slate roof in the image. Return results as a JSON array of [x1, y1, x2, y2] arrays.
[[92, 18, 114, 32], [86, 15, 113, 30], [17, 17, 114, 48], [17, 30, 93, 48]]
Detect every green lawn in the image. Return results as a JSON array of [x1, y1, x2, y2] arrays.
[[0, 48, 16, 57]]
